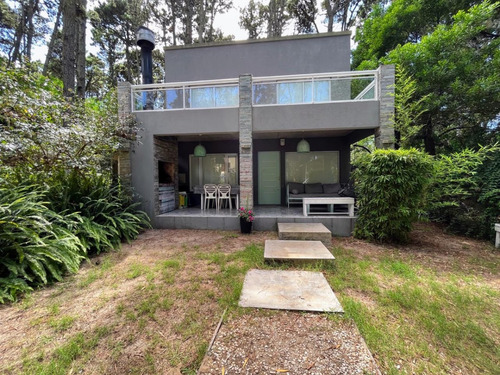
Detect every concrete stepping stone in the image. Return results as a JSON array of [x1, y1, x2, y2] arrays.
[[278, 222, 331, 246], [264, 239, 335, 263], [239, 269, 343, 313]]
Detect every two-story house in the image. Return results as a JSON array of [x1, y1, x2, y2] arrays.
[[116, 29, 395, 235]]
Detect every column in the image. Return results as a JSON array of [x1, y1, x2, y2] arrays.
[[239, 74, 254, 209], [116, 82, 133, 185], [375, 64, 395, 149]]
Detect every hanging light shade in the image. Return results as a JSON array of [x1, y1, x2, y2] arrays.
[[297, 138, 310, 153], [194, 143, 206, 157]]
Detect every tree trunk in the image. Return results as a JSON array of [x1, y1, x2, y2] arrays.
[[43, 1, 62, 76], [62, 0, 77, 97], [25, 0, 38, 61], [424, 117, 436, 155], [324, 0, 333, 32], [10, 4, 26, 64], [76, 0, 87, 98]]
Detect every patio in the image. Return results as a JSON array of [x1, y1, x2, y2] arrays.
[[155, 205, 356, 235]]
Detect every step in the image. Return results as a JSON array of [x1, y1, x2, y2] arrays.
[[278, 222, 331, 246], [239, 269, 343, 313], [264, 240, 335, 262]]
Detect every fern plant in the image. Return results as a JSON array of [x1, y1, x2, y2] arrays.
[[0, 181, 86, 303], [47, 170, 150, 255]]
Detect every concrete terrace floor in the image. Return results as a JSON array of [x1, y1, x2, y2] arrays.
[[156, 205, 356, 234]]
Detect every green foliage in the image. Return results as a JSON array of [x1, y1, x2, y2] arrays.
[[0, 63, 149, 303], [0, 61, 137, 175], [353, 149, 434, 243], [0, 180, 85, 303], [353, 0, 484, 69], [382, 2, 500, 154], [354, 1, 499, 154], [429, 145, 500, 240], [46, 171, 150, 255]]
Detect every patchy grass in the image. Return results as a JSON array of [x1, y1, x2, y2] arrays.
[[0, 225, 498, 374]]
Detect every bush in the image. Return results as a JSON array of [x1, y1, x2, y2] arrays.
[[353, 149, 434, 243], [46, 170, 151, 255], [429, 145, 500, 241], [0, 180, 85, 303]]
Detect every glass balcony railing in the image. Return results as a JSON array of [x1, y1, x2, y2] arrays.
[[132, 80, 239, 112], [131, 71, 377, 112], [252, 73, 376, 106]]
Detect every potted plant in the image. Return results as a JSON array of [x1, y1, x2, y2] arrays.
[[238, 206, 254, 234]]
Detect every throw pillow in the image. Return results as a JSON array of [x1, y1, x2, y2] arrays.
[[323, 183, 341, 194], [305, 183, 323, 194], [291, 189, 299, 194], [288, 182, 305, 194]]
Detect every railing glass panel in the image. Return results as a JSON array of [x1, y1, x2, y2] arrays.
[[132, 84, 239, 111], [252, 74, 377, 105], [130, 71, 377, 112]]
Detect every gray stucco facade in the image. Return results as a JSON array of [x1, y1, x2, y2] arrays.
[[164, 33, 351, 82], [119, 32, 395, 227]]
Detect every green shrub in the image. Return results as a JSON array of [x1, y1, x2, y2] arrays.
[[353, 149, 434, 243], [0, 180, 85, 303], [429, 145, 500, 241]]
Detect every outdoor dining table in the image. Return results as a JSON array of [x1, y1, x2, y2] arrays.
[[193, 185, 240, 210]]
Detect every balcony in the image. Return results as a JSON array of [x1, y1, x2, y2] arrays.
[[131, 70, 378, 113]]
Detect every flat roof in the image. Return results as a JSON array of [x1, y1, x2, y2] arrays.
[[164, 31, 351, 51]]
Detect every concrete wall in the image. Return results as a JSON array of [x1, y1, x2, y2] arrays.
[[135, 108, 239, 135], [134, 101, 379, 136], [253, 101, 380, 132], [165, 33, 351, 82]]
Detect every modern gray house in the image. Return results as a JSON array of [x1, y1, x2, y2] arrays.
[[116, 30, 395, 234]]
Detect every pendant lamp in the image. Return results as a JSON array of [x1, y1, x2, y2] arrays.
[[194, 143, 206, 157], [297, 138, 310, 153]]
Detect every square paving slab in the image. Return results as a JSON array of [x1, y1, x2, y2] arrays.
[[278, 222, 331, 246], [264, 240, 335, 261], [239, 269, 343, 312]]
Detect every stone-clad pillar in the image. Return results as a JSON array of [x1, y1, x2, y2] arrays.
[[116, 82, 132, 185], [239, 74, 254, 209], [375, 64, 395, 149]]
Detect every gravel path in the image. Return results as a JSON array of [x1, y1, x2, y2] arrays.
[[199, 311, 381, 375]]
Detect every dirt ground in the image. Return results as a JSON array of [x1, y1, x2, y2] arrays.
[[0, 223, 498, 374]]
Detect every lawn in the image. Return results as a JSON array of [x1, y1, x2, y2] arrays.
[[0, 223, 498, 374]]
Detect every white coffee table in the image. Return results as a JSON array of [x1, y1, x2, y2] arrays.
[[303, 197, 355, 217]]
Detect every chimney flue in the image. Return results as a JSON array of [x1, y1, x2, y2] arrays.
[[136, 26, 155, 85]]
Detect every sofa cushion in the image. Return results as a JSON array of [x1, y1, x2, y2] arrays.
[[323, 183, 341, 194], [288, 182, 305, 194], [305, 183, 323, 194]]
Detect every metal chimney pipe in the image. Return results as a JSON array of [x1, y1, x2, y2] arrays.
[[136, 26, 155, 85]]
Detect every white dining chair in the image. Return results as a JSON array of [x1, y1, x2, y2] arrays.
[[217, 184, 232, 209], [204, 184, 218, 210]]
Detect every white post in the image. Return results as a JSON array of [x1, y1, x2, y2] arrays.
[[495, 224, 500, 248]]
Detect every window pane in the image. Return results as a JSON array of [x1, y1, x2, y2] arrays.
[[187, 87, 214, 108], [226, 156, 238, 185], [253, 83, 276, 105], [166, 89, 184, 109], [278, 82, 303, 104], [314, 80, 330, 102], [215, 86, 238, 107], [330, 79, 351, 101], [190, 154, 239, 188], [285, 151, 339, 184]]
